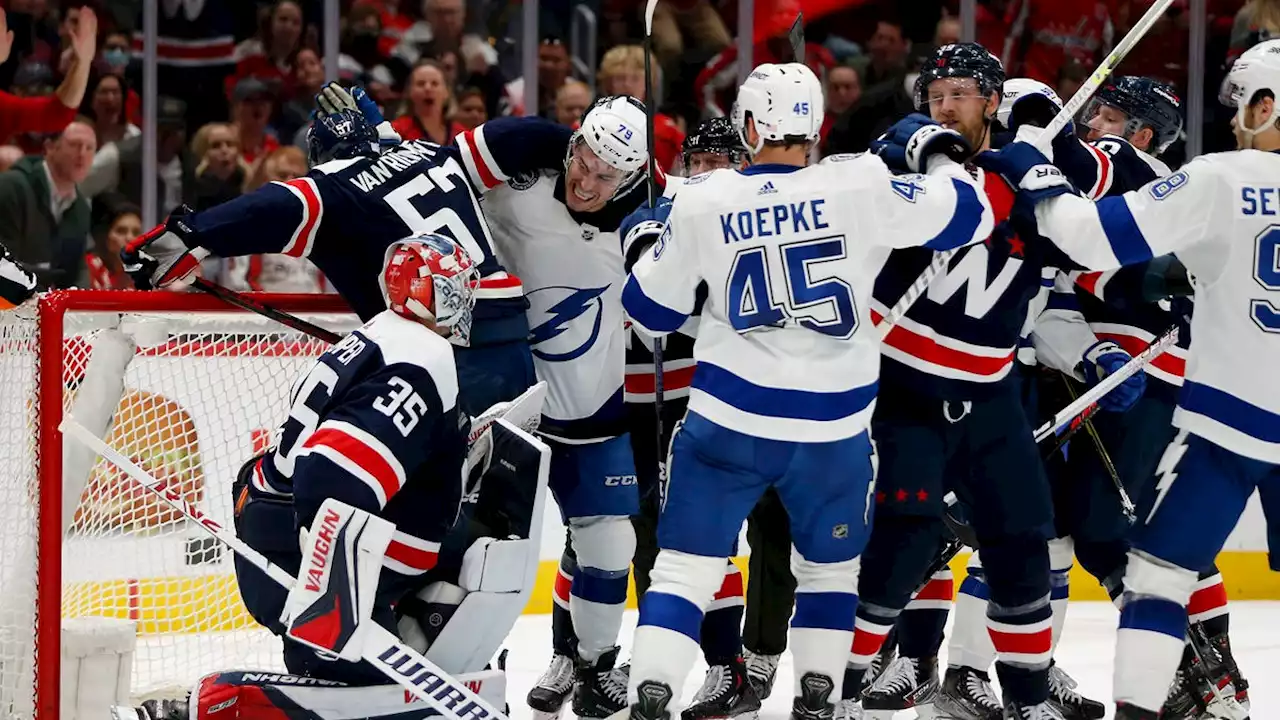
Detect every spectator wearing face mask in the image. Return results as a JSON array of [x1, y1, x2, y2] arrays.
[[0, 6, 95, 153], [0, 120, 97, 288]]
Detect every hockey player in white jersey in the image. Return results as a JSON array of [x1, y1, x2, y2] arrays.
[[977, 37, 1280, 720], [455, 96, 653, 719], [617, 62, 994, 720]]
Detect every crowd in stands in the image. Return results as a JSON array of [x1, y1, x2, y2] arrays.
[[0, 0, 1272, 293]]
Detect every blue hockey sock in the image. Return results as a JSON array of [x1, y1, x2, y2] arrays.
[[700, 563, 745, 663]]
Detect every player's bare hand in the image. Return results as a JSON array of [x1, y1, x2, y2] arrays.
[[68, 6, 98, 64]]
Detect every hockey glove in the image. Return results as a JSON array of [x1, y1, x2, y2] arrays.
[[620, 196, 674, 272], [0, 245, 40, 309], [120, 205, 209, 290], [998, 79, 1072, 137], [1081, 339, 1146, 412], [316, 81, 400, 149], [974, 141, 1076, 205], [871, 113, 972, 173]]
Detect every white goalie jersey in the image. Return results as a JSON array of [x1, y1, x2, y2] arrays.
[[624, 153, 995, 443], [1034, 149, 1280, 462]]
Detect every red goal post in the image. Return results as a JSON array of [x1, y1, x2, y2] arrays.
[[0, 290, 357, 719]]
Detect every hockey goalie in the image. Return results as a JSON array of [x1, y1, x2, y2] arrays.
[[124, 233, 550, 720]]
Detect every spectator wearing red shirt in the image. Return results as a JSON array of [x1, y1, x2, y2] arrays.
[[0, 6, 93, 148], [87, 200, 141, 290], [598, 45, 686, 173], [229, 0, 306, 104], [230, 77, 281, 165], [392, 60, 466, 145], [695, 37, 836, 120]]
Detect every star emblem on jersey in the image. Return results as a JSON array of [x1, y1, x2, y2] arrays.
[[895, 489, 908, 502], [1007, 234, 1025, 257]]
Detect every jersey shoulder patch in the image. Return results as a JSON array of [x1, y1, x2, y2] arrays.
[[358, 311, 459, 410], [507, 170, 541, 191]]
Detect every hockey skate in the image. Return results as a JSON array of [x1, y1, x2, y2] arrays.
[[1001, 699, 1066, 720], [864, 635, 898, 693], [682, 656, 762, 720], [1045, 663, 1104, 719], [1206, 629, 1251, 713], [529, 653, 576, 720], [573, 647, 630, 719], [861, 655, 939, 719], [792, 672, 837, 720], [742, 649, 781, 700], [934, 666, 1002, 720], [111, 698, 189, 720], [625, 680, 676, 720]]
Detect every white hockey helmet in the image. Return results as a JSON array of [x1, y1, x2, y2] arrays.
[[567, 95, 649, 199], [1220, 38, 1280, 142], [732, 62, 825, 156], [996, 78, 1063, 130]]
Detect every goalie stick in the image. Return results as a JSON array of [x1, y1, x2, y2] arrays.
[[877, 0, 1178, 336], [60, 417, 510, 720], [1033, 325, 1179, 443]]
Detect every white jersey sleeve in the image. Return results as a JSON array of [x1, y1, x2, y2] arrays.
[[825, 153, 996, 251], [1032, 271, 1096, 378], [1034, 150, 1280, 462], [624, 200, 703, 337]]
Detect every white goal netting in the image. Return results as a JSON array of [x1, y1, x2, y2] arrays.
[[0, 290, 357, 719]]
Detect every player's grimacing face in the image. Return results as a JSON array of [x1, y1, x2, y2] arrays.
[[686, 151, 734, 175], [566, 143, 624, 213], [926, 77, 991, 148]]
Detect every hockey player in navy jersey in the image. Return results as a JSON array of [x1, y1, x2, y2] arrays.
[[454, 96, 655, 720], [190, 234, 493, 718], [843, 44, 1148, 720], [976, 37, 1280, 720], [619, 62, 995, 720], [120, 89, 565, 417]]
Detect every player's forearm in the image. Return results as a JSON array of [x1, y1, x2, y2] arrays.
[[56, 53, 92, 110], [182, 190, 307, 258], [1034, 194, 1138, 271]]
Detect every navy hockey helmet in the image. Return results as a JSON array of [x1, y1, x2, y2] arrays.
[[306, 107, 380, 167], [682, 117, 746, 168], [914, 42, 1006, 113], [1083, 76, 1184, 153]]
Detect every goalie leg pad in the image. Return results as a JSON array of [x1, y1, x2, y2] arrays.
[[282, 498, 395, 663], [191, 668, 507, 720]]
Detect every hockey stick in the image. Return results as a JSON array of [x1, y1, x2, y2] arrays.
[[60, 417, 509, 720], [876, 0, 1178, 337], [642, 0, 666, 467], [192, 277, 343, 344], [1033, 325, 1179, 442], [1059, 375, 1134, 521]]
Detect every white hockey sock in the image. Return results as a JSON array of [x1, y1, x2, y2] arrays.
[[790, 554, 860, 702], [629, 550, 725, 703], [1113, 552, 1196, 711], [946, 553, 996, 671], [569, 516, 635, 663], [1048, 537, 1074, 651]]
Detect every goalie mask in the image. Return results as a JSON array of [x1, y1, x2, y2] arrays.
[[380, 234, 479, 344]]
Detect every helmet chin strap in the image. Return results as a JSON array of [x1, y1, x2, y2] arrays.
[[1235, 101, 1279, 149]]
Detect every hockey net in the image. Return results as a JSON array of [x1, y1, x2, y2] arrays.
[[0, 290, 359, 719]]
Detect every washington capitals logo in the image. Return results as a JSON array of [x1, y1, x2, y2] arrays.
[[528, 285, 610, 362]]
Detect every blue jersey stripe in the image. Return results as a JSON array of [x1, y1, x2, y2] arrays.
[[1098, 197, 1154, 265], [692, 362, 877, 423], [923, 179, 984, 251], [622, 275, 690, 334], [1046, 291, 1080, 312], [1179, 380, 1280, 444]]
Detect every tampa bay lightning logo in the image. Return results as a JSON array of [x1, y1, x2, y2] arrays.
[[528, 285, 610, 362]]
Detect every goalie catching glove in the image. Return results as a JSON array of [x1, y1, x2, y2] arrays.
[[282, 497, 396, 663]]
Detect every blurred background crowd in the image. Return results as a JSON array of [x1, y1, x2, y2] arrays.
[[0, 0, 1271, 293]]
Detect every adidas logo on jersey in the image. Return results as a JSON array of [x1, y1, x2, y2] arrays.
[[758, 181, 777, 195]]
